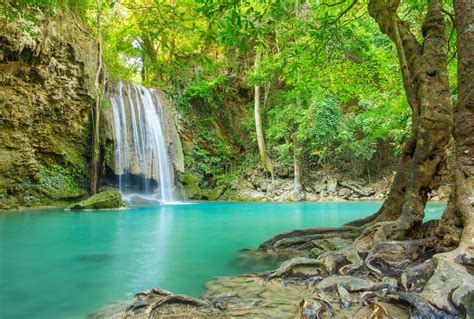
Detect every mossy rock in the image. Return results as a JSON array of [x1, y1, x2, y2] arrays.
[[178, 172, 202, 199], [309, 238, 353, 258], [69, 191, 126, 210], [200, 184, 227, 201], [37, 165, 88, 200]]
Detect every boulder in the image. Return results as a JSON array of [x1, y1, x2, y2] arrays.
[[327, 178, 338, 192], [69, 191, 126, 210], [305, 192, 319, 202], [179, 172, 202, 199], [313, 183, 326, 194], [338, 188, 352, 197], [436, 185, 451, 201]]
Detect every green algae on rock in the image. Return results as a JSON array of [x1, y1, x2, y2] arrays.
[[69, 191, 126, 210]]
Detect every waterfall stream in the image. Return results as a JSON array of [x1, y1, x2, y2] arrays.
[[109, 81, 176, 203]]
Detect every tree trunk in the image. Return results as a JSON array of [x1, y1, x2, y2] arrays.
[[292, 89, 304, 200], [142, 36, 161, 82], [452, 0, 474, 248], [418, 4, 474, 313], [437, 0, 474, 251], [293, 142, 304, 201], [254, 49, 273, 177], [347, 0, 453, 238], [90, 0, 103, 195]]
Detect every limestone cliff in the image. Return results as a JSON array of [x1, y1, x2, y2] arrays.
[[0, 11, 98, 209]]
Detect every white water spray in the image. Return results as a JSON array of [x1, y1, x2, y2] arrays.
[[109, 81, 176, 203]]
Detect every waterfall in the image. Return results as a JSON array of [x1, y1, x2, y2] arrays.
[[109, 81, 176, 203]]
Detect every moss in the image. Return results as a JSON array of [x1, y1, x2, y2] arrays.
[[0, 190, 19, 210], [58, 141, 87, 177], [203, 184, 227, 201], [179, 172, 202, 199], [219, 190, 262, 202], [69, 190, 126, 210], [37, 164, 88, 201], [104, 141, 115, 170]]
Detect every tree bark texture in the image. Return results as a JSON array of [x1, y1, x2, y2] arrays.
[[254, 50, 273, 176], [347, 0, 453, 234]]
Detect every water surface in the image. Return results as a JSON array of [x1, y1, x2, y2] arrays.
[[0, 201, 445, 318]]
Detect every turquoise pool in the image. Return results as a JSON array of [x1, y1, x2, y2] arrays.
[[0, 201, 445, 318]]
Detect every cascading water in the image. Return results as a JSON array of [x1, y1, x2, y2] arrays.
[[109, 81, 176, 203]]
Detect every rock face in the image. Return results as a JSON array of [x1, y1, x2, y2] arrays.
[[69, 191, 126, 210], [0, 11, 97, 209]]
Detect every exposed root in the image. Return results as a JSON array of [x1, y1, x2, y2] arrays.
[[316, 246, 366, 275], [387, 293, 453, 318], [316, 275, 374, 292], [147, 294, 209, 314], [121, 218, 472, 318], [365, 239, 436, 278], [354, 219, 412, 250], [368, 300, 389, 318], [400, 259, 435, 291], [299, 298, 333, 318], [338, 249, 365, 275], [420, 250, 474, 316], [259, 226, 358, 250], [266, 257, 323, 279], [337, 284, 351, 308]]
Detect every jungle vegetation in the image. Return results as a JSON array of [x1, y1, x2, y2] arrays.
[[4, 0, 473, 316]]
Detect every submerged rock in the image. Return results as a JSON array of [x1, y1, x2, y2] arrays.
[[68, 191, 126, 210]]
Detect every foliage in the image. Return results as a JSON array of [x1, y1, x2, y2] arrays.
[[184, 116, 232, 186], [13, 0, 458, 183], [1, 0, 92, 21], [38, 165, 86, 199]]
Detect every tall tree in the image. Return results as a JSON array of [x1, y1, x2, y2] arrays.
[[347, 0, 453, 244], [451, 0, 474, 248], [418, 1, 474, 314]]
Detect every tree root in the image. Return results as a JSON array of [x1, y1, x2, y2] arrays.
[[387, 293, 453, 318], [419, 250, 474, 317], [318, 247, 365, 275], [266, 257, 323, 279], [400, 259, 436, 291], [121, 218, 473, 318], [147, 294, 209, 314], [259, 226, 358, 250], [299, 297, 334, 318], [354, 219, 412, 250], [365, 238, 437, 278]]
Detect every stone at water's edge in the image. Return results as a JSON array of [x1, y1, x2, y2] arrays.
[[68, 191, 126, 210]]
